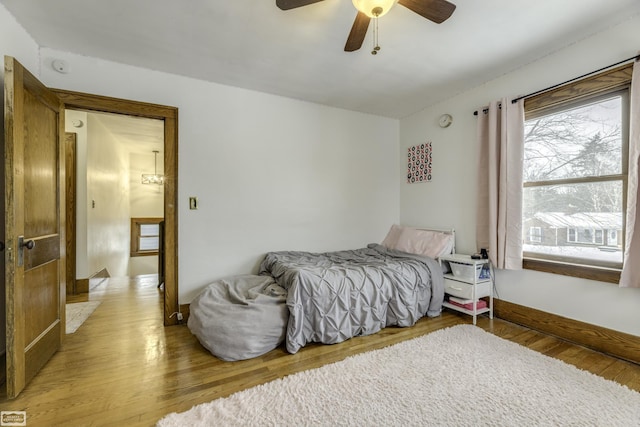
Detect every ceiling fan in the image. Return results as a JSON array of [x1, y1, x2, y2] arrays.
[[276, 0, 456, 53]]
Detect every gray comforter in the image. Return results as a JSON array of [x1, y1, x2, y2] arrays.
[[259, 244, 444, 354]]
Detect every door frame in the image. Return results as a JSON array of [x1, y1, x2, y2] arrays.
[[52, 89, 180, 326], [64, 133, 77, 295]]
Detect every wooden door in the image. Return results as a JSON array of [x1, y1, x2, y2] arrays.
[[4, 56, 66, 398]]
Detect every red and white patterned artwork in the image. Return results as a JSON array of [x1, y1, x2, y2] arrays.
[[407, 142, 432, 183]]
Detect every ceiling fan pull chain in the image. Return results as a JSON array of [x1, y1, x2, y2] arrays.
[[284, 0, 457, 53], [371, 13, 381, 55]]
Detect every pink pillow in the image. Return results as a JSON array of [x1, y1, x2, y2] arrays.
[[381, 224, 403, 248], [382, 225, 454, 259]]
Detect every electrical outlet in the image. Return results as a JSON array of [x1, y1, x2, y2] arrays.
[[177, 312, 183, 321]]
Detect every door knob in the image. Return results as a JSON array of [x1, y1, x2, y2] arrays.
[[17, 236, 35, 267]]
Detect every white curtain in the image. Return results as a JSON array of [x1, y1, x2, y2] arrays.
[[475, 98, 525, 270], [620, 58, 640, 288]]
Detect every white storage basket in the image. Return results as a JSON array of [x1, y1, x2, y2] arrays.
[[450, 262, 483, 281]]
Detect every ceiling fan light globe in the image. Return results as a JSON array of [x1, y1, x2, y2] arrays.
[[352, 0, 398, 18]]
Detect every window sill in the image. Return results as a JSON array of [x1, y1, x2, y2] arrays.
[[523, 258, 621, 284], [130, 251, 159, 257]]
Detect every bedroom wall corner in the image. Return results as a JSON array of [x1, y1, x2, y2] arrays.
[[0, 4, 40, 76], [398, 14, 640, 337]]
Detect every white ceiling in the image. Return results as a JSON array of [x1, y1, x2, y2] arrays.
[[88, 111, 164, 155], [3, 0, 640, 118]]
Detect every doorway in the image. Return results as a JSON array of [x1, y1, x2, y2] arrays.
[[67, 110, 165, 286], [53, 89, 179, 326]]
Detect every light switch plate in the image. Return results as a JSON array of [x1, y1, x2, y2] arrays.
[[189, 197, 198, 210]]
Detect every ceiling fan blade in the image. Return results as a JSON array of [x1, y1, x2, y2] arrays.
[[398, 0, 456, 24], [276, 0, 324, 10], [344, 12, 371, 52]]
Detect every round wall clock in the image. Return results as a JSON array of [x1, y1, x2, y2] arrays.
[[438, 113, 453, 128]]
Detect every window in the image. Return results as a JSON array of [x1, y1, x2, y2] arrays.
[[595, 229, 604, 245], [529, 226, 542, 243], [522, 64, 631, 283], [567, 228, 606, 245], [131, 217, 163, 257]]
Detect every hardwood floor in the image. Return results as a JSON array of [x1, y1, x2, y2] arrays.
[[1, 275, 639, 426]]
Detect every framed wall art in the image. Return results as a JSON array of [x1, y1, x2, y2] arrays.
[[407, 142, 432, 183]]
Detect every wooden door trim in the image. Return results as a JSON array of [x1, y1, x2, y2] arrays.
[[65, 133, 77, 295], [51, 89, 179, 326]]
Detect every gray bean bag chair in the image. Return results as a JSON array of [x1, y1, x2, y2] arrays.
[[188, 275, 288, 361]]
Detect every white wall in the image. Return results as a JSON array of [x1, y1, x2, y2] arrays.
[[37, 48, 400, 302], [0, 1, 40, 357], [400, 16, 640, 337], [0, 4, 39, 75], [86, 116, 131, 278], [129, 151, 164, 277]]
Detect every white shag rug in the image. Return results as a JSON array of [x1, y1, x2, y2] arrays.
[[157, 325, 640, 427], [65, 301, 101, 334]]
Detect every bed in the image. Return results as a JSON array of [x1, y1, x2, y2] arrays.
[[188, 225, 455, 360]]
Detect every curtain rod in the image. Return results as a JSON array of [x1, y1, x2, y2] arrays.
[[473, 53, 640, 116]]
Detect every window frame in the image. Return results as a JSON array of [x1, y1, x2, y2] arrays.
[[130, 217, 163, 257], [522, 63, 632, 283]]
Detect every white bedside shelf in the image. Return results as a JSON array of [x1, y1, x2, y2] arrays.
[[439, 254, 493, 325]]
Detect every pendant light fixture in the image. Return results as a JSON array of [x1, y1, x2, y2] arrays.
[[351, 0, 398, 18], [141, 150, 164, 185]]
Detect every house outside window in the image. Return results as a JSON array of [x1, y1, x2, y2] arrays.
[[522, 64, 631, 282]]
